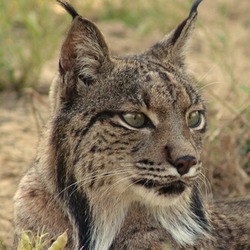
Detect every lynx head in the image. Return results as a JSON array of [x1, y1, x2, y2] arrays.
[[50, 0, 208, 248], [51, 0, 206, 204]]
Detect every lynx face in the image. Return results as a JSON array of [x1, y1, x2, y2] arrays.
[[64, 60, 206, 207]]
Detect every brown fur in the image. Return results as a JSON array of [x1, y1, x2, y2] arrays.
[[14, 0, 250, 249]]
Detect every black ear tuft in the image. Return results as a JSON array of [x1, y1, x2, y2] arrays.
[[171, 0, 202, 45], [56, 0, 79, 19], [189, 0, 203, 18]]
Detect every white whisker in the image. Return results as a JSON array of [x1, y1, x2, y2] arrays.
[[197, 81, 219, 92], [91, 174, 134, 203], [54, 169, 132, 200], [197, 64, 216, 83]]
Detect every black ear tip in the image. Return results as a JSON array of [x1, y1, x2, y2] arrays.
[[56, 0, 79, 19], [189, 0, 203, 17]]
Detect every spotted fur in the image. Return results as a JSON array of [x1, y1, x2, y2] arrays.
[[14, 0, 250, 249]]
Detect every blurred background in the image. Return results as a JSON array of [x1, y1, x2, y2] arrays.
[[0, 0, 249, 248]]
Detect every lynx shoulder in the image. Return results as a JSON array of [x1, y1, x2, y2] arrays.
[[14, 0, 250, 249]]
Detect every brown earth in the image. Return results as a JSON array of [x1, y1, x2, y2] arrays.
[[0, 1, 250, 249]]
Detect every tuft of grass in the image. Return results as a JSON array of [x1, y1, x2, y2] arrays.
[[17, 230, 67, 250]]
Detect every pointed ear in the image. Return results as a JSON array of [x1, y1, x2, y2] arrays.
[[59, 15, 111, 83], [145, 0, 202, 67]]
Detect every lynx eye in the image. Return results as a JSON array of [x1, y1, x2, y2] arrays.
[[121, 113, 147, 128], [187, 111, 204, 130]]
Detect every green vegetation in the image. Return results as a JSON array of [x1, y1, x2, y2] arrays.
[[17, 231, 67, 250], [0, 0, 69, 92]]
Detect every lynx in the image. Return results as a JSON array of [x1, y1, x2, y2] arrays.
[[14, 0, 250, 249]]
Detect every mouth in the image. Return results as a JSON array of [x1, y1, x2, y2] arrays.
[[134, 179, 186, 196]]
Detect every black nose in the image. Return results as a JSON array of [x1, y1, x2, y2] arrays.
[[174, 155, 197, 175]]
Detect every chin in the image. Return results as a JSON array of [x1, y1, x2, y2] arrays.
[[132, 180, 193, 207]]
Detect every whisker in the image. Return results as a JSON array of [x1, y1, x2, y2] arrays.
[[197, 172, 213, 200], [197, 64, 216, 83], [197, 81, 219, 92], [91, 174, 135, 203], [54, 169, 132, 199]]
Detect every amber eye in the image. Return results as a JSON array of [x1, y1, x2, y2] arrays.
[[121, 113, 147, 128], [187, 111, 203, 129]]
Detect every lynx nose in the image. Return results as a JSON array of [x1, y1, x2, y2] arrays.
[[174, 156, 197, 175]]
